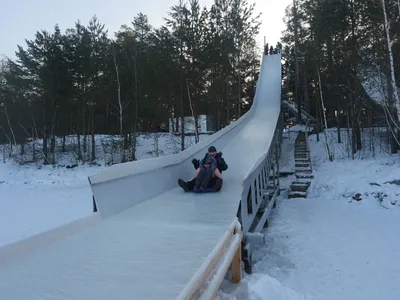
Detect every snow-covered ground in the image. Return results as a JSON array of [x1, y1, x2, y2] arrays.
[[0, 164, 97, 247], [1, 128, 400, 299], [0, 132, 208, 247], [218, 127, 400, 299]]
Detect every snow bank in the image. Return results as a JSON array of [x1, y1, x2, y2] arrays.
[[307, 128, 400, 209], [248, 274, 307, 300], [309, 127, 392, 162], [218, 128, 399, 300], [216, 274, 307, 300]]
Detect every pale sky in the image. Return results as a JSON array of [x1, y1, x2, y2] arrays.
[[0, 0, 291, 59]]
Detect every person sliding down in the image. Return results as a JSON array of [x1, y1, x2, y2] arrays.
[[192, 146, 228, 174], [178, 149, 224, 193], [192, 155, 217, 192]]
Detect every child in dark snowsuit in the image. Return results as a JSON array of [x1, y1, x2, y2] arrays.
[[193, 154, 217, 192], [178, 145, 225, 193]]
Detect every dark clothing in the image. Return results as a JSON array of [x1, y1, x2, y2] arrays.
[[194, 167, 214, 190], [208, 146, 217, 153], [192, 152, 228, 173], [183, 151, 227, 192], [194, 154, 217, 190], [186, 176, 221, 191], [199, 154, 217, 172]]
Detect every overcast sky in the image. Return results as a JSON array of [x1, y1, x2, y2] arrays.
[[0, 0, 291, 59]]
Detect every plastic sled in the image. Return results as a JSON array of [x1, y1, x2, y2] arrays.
[[192, 188, 214, 193]]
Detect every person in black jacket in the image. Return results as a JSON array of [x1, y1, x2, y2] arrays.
[[191, 146, 228, 173], [178, 146, 227, 192]]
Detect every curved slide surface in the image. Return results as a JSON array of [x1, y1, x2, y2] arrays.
[[0, 54, 282, 300]]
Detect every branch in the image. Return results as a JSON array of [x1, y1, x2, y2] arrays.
[[18, 122, 51, 164]]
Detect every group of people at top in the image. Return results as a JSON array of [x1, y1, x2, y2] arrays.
[[264, 43, 281, 55]]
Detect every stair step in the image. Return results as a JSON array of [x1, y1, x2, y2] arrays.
[[295, 169, 312, 174], [296, 169, 312, 174], [292, 180, 311, 186], [295, 164, 310, 168], [290, 181, 311, 188], [296, 166, 311, 170], [290, 184, 308, 192], [295, 160, 309, 163], [296, 173, 314, 179], [288, 191, 307, 198]]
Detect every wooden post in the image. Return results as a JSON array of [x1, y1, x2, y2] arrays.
[[231, 237, 242, 283]]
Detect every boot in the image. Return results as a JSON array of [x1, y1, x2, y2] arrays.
[[212, 178, 223, 192], [178, 179, 189, 192]]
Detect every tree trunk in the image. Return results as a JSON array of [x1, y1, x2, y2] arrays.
[[238, 71, 241, 117], [180, 62, 185, 152], [317, 65, 333, 161], [382, 0, 400, 119], [316, 94, 320, 142], [62, 135, 66, 152], [346, 109, 352, 158], [381, 1, 400, 153], [3, 102, 17, 150], [355, 113, 362, 151], [43, 124, 48, 164], [337, 110, 342, 144], [83, 106, 87, 156], [76, 100, 82, 161], [32, 126, 36, 161], [303, 71, 310, 113], [91, 106, 96, 162], [113, 43, 125, 162], [225, 77, 230, 124], [347, 78, 356, 157], [293, 0, 302, 125], [186, 79, 199, 143]]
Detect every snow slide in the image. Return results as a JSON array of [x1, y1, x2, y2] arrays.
[[0, 54, 282, 300]]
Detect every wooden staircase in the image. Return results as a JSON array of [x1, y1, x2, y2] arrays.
[[288, 131, 314, 198]]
